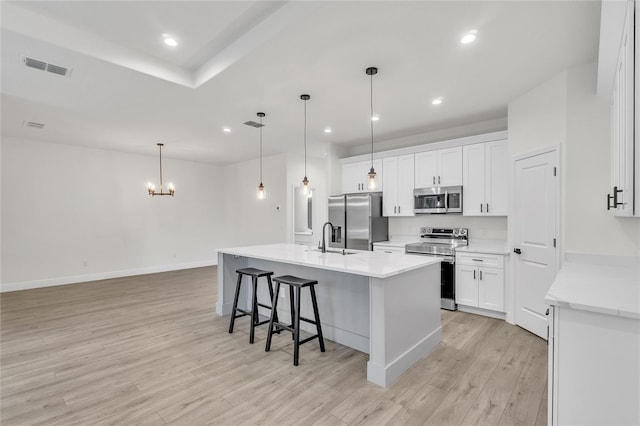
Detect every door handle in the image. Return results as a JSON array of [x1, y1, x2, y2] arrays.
[[444, 191, 449, 211], [473, 270, 476, 279], [513, 248, 522, 254]]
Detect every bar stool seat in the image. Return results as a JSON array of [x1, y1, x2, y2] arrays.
[[265, 275, 325, 366], [228, 267, 279, 344]]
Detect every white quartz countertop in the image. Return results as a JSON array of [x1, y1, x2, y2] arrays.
[[456, 240, 509, 255], [218, 243, 441, 279], [545, 256, 640, 319]]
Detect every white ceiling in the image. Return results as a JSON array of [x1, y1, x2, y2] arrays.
[[1, 1, 601, 164]]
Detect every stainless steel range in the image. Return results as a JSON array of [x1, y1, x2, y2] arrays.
[[405, 227, 468, 310]]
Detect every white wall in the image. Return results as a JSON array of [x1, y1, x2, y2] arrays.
[[1, 137, 228, 291], [389, 216, 508, 241], [565, 63, 640, 256], [508, 63, 640, 258], [222, 153, 288, 247]]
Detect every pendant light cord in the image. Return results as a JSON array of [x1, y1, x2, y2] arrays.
[[304, 98, 307, 177], [370, 72, 374, 167], [159, 144, 163, 189], [259, 115, 263, 182]]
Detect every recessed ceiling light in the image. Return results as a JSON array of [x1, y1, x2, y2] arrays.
[[324, 127, 332, 133], [432, 98, 443, 105], [460, 31, 477, 44], [371, 115, 380, 122], [162, 34, 178, 47], [223, 127, 231, 133]]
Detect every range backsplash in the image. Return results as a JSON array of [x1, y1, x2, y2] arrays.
[[388, 215, 507, 240]]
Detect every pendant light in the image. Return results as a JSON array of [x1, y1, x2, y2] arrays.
[[300, 94, 311, 196], [256, 112, 266, 200], [147, 143, 175, 196], [366, 66, 378, 190]]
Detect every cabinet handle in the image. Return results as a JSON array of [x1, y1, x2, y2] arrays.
[[394, 206, 397, 214], [480, 270, 483, 280], [473, 270, 476, 279], [398, 205, 401, 214], [486, 203, 489, 213], [438, 176, 441, 184], [472, 258, 484, 262], [607, 193, 614, 210], [433, 176, 435, 185], [385, 250, 393, 253], [480, 204, 483, 213]]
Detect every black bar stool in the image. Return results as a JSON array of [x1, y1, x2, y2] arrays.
[[228, 267, 279, 344], [265, 275, 325, 366]]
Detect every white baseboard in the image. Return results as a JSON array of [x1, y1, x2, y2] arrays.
[[458, 304, 506, 320], [1, 260, 217, 293]]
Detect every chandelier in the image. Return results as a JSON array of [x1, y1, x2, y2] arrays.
[[147, 143, 175, 196]]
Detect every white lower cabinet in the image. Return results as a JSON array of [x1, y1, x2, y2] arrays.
[[455, 252, 505, 312], [548, 304, 640, 425]]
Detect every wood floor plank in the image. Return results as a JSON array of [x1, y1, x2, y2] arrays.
[[1, 266, 548, 426]]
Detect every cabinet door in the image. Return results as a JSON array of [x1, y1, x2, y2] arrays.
[[438, 147, 463, 187], [397, 154, 415, 216], [478, 267, 504, 312], [462, 144, 486, 216], [414, 151, 438, 187], [382, 157, 399, 216], [342, 162, 363, 193], [455, 265, 478, 307], [485, 140, 508, 216]]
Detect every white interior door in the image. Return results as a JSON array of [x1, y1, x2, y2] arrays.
[[513, 149, 558, 339]]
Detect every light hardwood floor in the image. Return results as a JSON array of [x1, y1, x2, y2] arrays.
[[1, 266, 547, 425]]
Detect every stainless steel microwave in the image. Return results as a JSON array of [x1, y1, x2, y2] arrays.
[[414, 186, 463, 214]]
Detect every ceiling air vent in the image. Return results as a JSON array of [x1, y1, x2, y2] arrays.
[[23, 121, 45, 129], [22, 56, 72, 77], [243, 120, 264, 128]]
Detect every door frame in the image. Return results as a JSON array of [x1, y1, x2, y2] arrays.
[[507, 145, 561, 328]]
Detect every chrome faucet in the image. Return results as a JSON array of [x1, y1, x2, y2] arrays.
[[321, 221, 334, 253]]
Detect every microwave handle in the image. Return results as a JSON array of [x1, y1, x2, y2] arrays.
[[444, 190, 449, 211]]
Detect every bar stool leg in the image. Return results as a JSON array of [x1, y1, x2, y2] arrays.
[[293, 285, 301, 366], [229, 272, 243, 333], [266, 275, 279, 327], [310, 286, 326, 352], [289, 285, 295, 341], [265, 282, 280, 352], [249, 276, 258, 344]]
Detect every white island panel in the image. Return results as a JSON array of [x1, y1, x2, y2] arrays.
[[216, 244, 442, 387]]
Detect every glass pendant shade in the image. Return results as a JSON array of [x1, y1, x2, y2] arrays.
[[257, 182, 266, 199], [368, 167, 377, 189], [302, 176, 310, 195]]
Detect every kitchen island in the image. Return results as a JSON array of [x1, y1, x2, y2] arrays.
[[217, 243, 442, 387]]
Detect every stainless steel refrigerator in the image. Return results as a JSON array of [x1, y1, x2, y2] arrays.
[[328, 192, 389, 251]]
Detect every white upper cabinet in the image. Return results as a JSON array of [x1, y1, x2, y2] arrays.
[[414, 147, 462, 188], [382, 154, 415, 217], [341, 159, 383, 194], [608, 0, 637, 217], [463, 140, 508, 216]]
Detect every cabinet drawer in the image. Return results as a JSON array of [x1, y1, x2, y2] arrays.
[[456, 252, 504, 268]]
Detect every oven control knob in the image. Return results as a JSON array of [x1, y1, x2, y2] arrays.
[[459, 229, 467, 235]]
